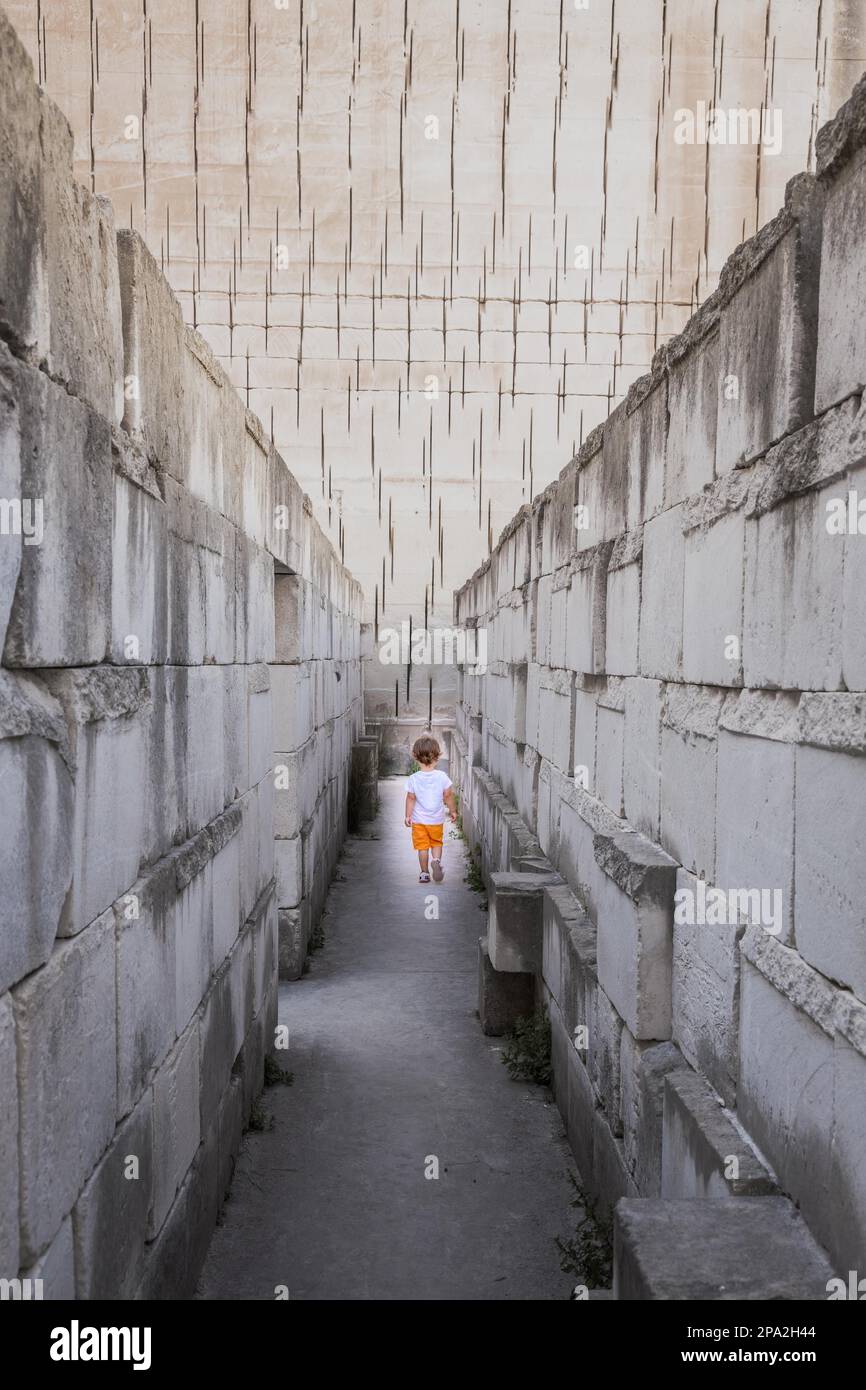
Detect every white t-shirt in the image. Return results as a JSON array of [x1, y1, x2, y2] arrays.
[[406, 769, 453, 824]]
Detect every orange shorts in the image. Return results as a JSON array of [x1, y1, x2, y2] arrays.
[[411, 822, 444, 851]]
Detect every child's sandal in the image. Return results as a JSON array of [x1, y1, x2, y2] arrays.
[[419, 872, 431, 883]]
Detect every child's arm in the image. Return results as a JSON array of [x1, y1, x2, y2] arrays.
[[444, 787, 458, 822], [404, 792, 416, 828]]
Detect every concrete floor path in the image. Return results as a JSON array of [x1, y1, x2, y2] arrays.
[[197, 779, 577, 1300]]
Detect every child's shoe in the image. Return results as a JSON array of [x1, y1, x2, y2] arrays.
[[419, 872, 431, 883], [431, 861, 444, 882]]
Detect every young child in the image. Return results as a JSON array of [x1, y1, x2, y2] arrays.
[[404, 734, 457, 883]]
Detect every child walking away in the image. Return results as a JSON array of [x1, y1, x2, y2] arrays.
[[404, 735, 457, 883]]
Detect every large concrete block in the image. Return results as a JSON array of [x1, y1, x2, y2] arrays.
[[0, 354, 22, 652], [488, 871, 560, 974], [536, 667, 573, 774], [594, 828, 677, 1041], [715, 178, 821, 472], [671, 868, 742, 1107], [0, 8, 45, 354], [661, 1069, 777, 1199], [738, 929, 835, 1250], [665, 330, 718, 505], [588, 985, 623, 1132], [816, 78, 866, 409], [622, 677, 662, 839], [595, 703, 624, 817], [605, 552, 640, 677], [0, 347, 113, 667], [637, 504, 684, 681], [114, 857, 176, 1121], [0, 993, 19, 1277], [174, 844, 215, 1037], [0, 669, 73, 992], [13, 911, 117, 1265], [744, 480, 843, 691], [682, 508, 744, 685], [110, 455, 168, 665], [198, 929, 254, 1137], [715, 729, 794, 946], [660, 685, 721, 880], [150, 1020, 201, 1240], [73, 1091, 153, 1300], [272, 661, 314, 752], [39, 94, 124, 423], [614, 1197, 835, 1300], [43, 666, 149, 937], [278, 905, 308, 980], [117, 230, 190, 483], [565, 545, 608, 675], [794, 743, 866, 1001]]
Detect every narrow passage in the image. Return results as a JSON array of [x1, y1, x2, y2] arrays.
[[198, 780, 576, 1300]]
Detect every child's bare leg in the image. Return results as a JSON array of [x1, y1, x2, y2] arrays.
[[431, 842, 444, 880], [418, 849, 430, 876]]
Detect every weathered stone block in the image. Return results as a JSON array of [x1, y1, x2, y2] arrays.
[[114, 857, 176, 1120], [794, 743, 866, 1001], [622, 677, 663, 839], [13, 911, 117, 1264], [816, 79, 866, 409], [21, 1215, 75, 1300], [595, 704, 624, 817], [830, 992, 866, 1272], [150, 1021, 200, 1239], [0, 8, 45, 354], [671, 868, 742, 1107], [0, 669, 73, 992], [478, 935, 534, 1036], [738, 931, 835, 1249], [682, 509, 744, 686], [73, 1091, 153, 1299], [198, 930, 254, 1137], [638, 505, 684, 681], [620, 1032, 685, 1198], [715, 729, 794, 946], [594, 829, 677, 1041], [488, 871, 560, 974], [1, 347, 113, 668], [665, 330, 718, 505]]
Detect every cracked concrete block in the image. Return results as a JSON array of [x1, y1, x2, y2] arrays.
[[738, 931, 835, 1252], [73, 1091, 153, 1300], [0, 993, 19, 1277], [43, 666, 149, 937], [623, 677, 663, 839], [638, 504, 684, 681], [0, 669, 74, 992], [671, 868, 743, 1108], [0, 346, 113, 668], [115, 858, 177, 1120], [682, 509, 744, 686], [614, 1197, 835, 1301], [594, 829, 677, 1041], [794, 743, 866, 1001], [150, 1020, 200, 1240], [661, 1069, 777, 1200], [588, 985, 623, 1133], [13, 910, 116, 1265], [620, 1032, 686, 1198]]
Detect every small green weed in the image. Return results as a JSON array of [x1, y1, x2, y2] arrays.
[[555, 1173, 614, 1289], [264, 1056, 294, 1088], [500, 1007, 552, 1086]]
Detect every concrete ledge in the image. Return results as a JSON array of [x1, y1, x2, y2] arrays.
[[613, 1197, 835, 1300], [487, 870, 561, 974], [661, 1069, 777, 1199]]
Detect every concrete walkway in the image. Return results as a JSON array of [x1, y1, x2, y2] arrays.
[[197, 780, 577, 1301]]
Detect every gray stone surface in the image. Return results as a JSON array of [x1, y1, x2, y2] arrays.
[[614, 1197, 836, 1300], [73, 1091, 153, 1299], [478, 935, 534, 1036], [661, 1069, 777, 1199]]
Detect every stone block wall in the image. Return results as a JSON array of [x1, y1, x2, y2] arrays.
[[0, 9, 363, 1299], [453, 76, 866, 1279]]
